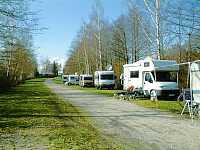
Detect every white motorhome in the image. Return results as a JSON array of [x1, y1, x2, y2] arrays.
[[62, 75, 69, 83], [94, 71, 115, 89], [79, 74, 93, 87], [65, 75, 79, 85], [123, 57, 179, 98]]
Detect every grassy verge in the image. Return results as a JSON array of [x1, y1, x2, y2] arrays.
[[53, 77, 122, 97], [133, 100, 183, 114], [0, 78, 121, 149], [72, 86, 122, 97], [53, 77, 63, 84]]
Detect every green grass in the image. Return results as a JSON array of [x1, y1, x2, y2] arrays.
[[0, 78, 121, 149], [133, 100, 183, 114], [53, 77, 122, 97], [53, 77, 63, 84], [72, 86, 122, 97]]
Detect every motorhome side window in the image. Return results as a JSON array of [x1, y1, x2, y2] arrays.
[[84, 77, 93, 80], [100, 74, 114, 80], [130, 71, 139, 78], [145, 73, 153, 83], [70, 77, 75, 80]]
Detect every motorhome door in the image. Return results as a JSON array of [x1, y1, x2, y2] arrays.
[[127, 69, 139, 88], [143, 72, 154, 96]]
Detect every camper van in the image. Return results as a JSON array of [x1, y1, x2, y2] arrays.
[[65, 75, 79, 85], [94, 71, 115, 89], [62, 75, 69, 83], [123, 57, 179, 98], [79, 74, 93, 87]]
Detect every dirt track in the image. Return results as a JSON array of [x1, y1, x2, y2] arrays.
[[46, 80, 200, 150]]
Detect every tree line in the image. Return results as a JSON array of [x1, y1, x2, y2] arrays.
[[0, 0, 38, 89], [64, 0, 200, 81], [40, 58, 61, 77]]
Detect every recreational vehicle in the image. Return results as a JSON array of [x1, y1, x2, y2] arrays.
[[79, 74, 93, 87], [65, 75, 79, 85], [62, 75, 69, 83], [94, 71, 115, 89], [123, 57, 179, 98]]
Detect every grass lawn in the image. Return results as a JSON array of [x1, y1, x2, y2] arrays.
[[133, 99, 183, 114], [53, 77, 63, 85], [72, 86, 122, 97], [0, 78, 121, 149], [53, 77, 122, 97]]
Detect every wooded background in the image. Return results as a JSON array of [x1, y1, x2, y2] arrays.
[[64, 0, 200, 86], [0, 0, 199, 89], [0, 0, 38, 89]]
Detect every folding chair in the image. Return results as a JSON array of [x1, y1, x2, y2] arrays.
[[180, 89, 193, 117], [180, 61, 200, 117]]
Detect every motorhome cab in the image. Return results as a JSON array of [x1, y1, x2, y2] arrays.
[[79, 74, 93, 87], [94, 71, 115, 89], [65, 75, 79, 85], [123, 57, 179, 99], [62, 75, 69, 83]]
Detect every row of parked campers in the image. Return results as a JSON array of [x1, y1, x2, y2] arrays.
[[62, 71, 115, 89], [62, 75, 79, 85], [63, 57, 180, 98]]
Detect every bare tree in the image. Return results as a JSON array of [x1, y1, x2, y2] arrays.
[[0, 0, 38, 88], [144, 0, 161, 59]]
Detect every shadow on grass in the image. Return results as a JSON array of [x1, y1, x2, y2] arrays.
[[0, 79, 122, 149], [0, 79, 85, 128]]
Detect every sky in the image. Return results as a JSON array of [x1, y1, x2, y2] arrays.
[[32, 0, 125, 68]]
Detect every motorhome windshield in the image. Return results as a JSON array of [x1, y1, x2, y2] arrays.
[[84, 77, 93, 80], [100, 74, 114, 80], [70, 76, 79, 81], [156, 71, 177, 82]]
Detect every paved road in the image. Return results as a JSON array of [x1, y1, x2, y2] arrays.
[[46, 80, 200, 150]]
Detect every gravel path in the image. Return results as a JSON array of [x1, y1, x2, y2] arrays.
[[46, 80, 200, 150]]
